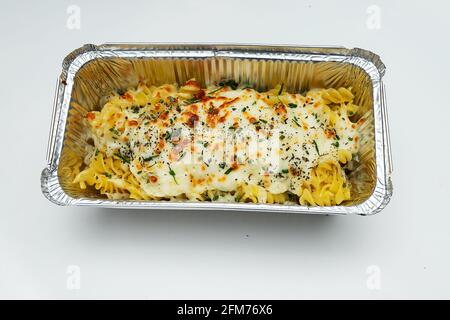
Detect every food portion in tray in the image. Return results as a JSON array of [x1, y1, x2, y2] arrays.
[[63, 79, 362, 206]]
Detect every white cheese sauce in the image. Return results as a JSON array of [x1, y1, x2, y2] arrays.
[[97, 87, 359, 198]]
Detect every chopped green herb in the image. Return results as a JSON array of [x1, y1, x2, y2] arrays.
[[312, 140, 320, 155], [104, 172, 112, 178], [109, 127, 120, 135], [164, 131, 172, 140], [224, 167, 233, 175], [348, 137, 353, 141], [242, 107, 247, 113], [280, 134, 286, 140], [168, 165, 178, 184], [332, 141, 340, 148], [143, 155, 158, 162], [186, 97, 200, 104], [207, 87, 223, 95], [281, 169, 289, 174], [95, 148, 99, 156], [336, 134, 340, 140], [288, 103, 298, 108], [213, 194, 219, 201], [114, 153, 130, 163], [131, 106, 140, 113], [203, 141, 209, 148], [219, 79, 239, 90], [218, 162, 226, 169], [292, 117, 301, 127], [259, 119, 267, 124]]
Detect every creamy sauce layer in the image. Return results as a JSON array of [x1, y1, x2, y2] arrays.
[[87, 82, 359, 199]]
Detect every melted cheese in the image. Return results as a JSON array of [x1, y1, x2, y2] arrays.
[[83, 80, 360, 202]]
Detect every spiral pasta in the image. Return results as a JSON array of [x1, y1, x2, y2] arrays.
[[65, 79, 361, 206]]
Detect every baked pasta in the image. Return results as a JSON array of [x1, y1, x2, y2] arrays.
[[65, 79, 362, 206]]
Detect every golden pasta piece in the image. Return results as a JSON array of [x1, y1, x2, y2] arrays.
[[321, 87, 354, 104], [346, 103, 358, 116], [134, 92, 148, 106], [59, 150, 83, 180], [299, 160, 351, 206], [338, 149, 352, 164]]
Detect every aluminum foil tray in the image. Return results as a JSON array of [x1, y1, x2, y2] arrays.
[[41, 43, 393, 215]]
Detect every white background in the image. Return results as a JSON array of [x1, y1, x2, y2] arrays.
[[1, 0, 449, 299]]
